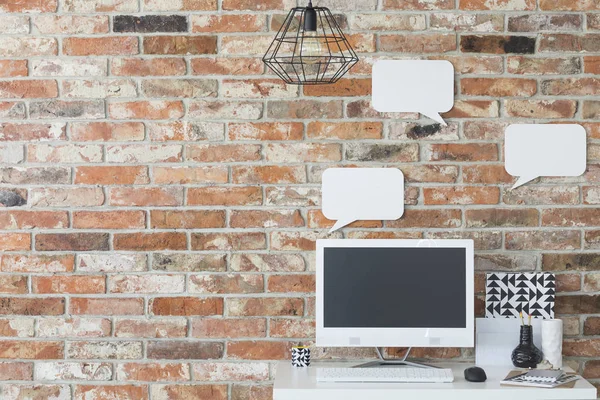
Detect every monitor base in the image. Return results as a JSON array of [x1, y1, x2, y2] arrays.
[[353, 347, 438, 369]]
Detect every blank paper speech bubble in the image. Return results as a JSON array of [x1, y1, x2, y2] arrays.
[[505, 124, 587, 190], [372, 60, 454, 126], [322, 168, 404, 233]]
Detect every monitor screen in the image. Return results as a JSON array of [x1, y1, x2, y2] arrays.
[[323, 247, 466, 329]]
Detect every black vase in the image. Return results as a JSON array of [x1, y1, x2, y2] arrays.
[[511, 325, 543, 368]]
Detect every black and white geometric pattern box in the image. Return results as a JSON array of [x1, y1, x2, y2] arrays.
[[291, 347, 310, 367], [485, 273, 555, 319]]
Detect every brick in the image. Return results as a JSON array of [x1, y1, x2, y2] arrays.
[[230, 210, 303, 228], [541, 0, 600, 10], [144, 0, 216, 11], [307, 122, 382, 140], [115, 362, 190, 381], [190, 57, 264, 76], [507, 56, 581, 75], [0, 341, 63, 359], [401, 165, 458, 183], [506, 231, 580, 250], [460, 35, 536, 53], [151, 210, 225, 229], [0, 102, 25, 119], [346, 143, 419, 162], [192, 318, 266, 338], [221, 35, 273, 56], [586, 56, 600, 74], [435, 55, 504, 74], [265, 187, 320, 207], [563, 339, 600, 357], [75, 166, 149, 185], [109, 101, 184, 120], [0, 211, 67, 230], [476, 254, 537, 271], [148, 341, 223, 360], [542, 208, 600, 227], [0, 189, 27, 207], [192, 15, 264, 32], [1, 254, 74, 273], [68, 341, 142, 360], [0, 80, 57, 99], [112, 58, 186, 77], [380, 34, 456, 52], [431, 13, 504, 32], [508, 14, 582, 32], [584, 274, 600, 292], [74, 385, 148, 400], [0, 362, 32, 380], [36, 233, 109, 251], [505, 100, 577, 118], [427, 143, 498, 161], [227, 297, 303, 317], [351, 14, 425, 30], [229, 122, 302, 141], [78, 254, 147, 273], [189, 274, 264, 294], [186, 144, 261, 162], [0, 298, 64, 316], [114, 232, 187, 251], [426, 231, 502, 250], [33, 276, 105, 294], [231, 385, 272, 400], [114, 15, 187, 33], [33, 15, 109, 34], [153, 253, 226, 272], [189, 100, 263, 120], [392, 123, 459, 142], [267, 100, 342, 119], [503, 186, 579, 205], [1, 0, 57, 12], [466, 209, 538, 228], [108, 144, 182, 163], [149, 121, 225, 141], [151, 297, 223, 316], [424, 187, 500, 205], [540, 34, 600, 52], [233, 165, 305, 184], [268, 275, 315, 293], [307, 210, 381, 229], [265, 143, 340, 163], [0, 233, 30, 251], [37, 317, 111, 338], [585, 230, 600, 249], [64, 37, 138, 56], [30, 187, 105, 208], [270, 318, 315, 338], [28, 144, 102, 163], [70, 122, 144, 141], [231, 254, 305, 272], [543, 253, 600, 271], [461, 78, 536, 97], [442, 100, 499, 118], [193, 362, 269, 382], [63, 0, 138, 12], [227, 341, 291, 360], [187, 186, 262, 206], [584, 102, 600, 119], [303, 79, 371, 97], [384, 0, 453, 9], [115, 319, 187, 338], [191, 232, 266, 251], [0, 144, 23, 164], [585, 317, 600, 335], [0, 385, 70, 398], [271, 230, 343, 251], [0, 38, 57, 57], [542, 78, 600, 96], [386, 209, 461, 228], [0, 166, 69, 185], [70, 298, 143, 316], [142, 79, 217, 98], [62, 79, 137, 98], [152, 384, 227, 400], [0, 276, 27, 294], [35, 362, 112, 381], [153, 166, 227, 184], [144, 36, 217, 55], [30, 100, 105, 119], [222, 79, 297, 99], [590, 15, 600, 30], [109, 187, 183, 206], [110, 275, 185, 294], [31, 59, 107, 77], [0, 60, 28, 77], [0, 319, 34, 337]]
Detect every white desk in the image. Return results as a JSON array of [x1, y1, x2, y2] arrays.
[[274, 361, 597, 400]]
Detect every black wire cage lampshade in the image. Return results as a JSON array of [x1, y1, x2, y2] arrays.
[[263, 1, 359, 85]]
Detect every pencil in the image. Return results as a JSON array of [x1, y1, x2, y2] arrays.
[[528, 314, 531, 326], [519, 312, 524, 326]]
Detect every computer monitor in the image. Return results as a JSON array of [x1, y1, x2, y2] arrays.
[[316, 239, 474, 349]]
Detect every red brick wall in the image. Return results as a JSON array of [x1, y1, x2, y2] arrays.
[[0, 0, 599, 398]]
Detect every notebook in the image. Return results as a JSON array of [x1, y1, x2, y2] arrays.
[[501, 370, 579, 388], [523, 370, 565, 383]]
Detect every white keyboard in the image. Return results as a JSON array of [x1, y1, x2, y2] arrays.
[[316, 367, 455, 383]]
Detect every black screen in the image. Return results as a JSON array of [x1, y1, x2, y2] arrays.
[[323, 247, 466, 328]]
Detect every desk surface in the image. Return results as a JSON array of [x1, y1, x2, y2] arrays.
[[274, 361, 597, 400]]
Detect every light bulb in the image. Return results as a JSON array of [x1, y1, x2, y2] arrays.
[[301, 33, 323, 65]]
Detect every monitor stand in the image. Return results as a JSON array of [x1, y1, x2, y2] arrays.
[[353, 347, 438, 369]]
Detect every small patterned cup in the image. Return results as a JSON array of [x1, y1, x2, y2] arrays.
[[292, 346, 310, 367]]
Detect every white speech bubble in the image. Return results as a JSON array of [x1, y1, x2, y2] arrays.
[[505, 124, 587, 190], [322, 168, 404, 233], [372, 60, 454, 126]]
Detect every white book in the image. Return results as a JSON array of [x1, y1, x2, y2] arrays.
[[501, 371, 579, 388]]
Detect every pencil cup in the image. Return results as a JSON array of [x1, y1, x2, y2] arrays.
[[542, 319, 563, 369], [292, 346, 310, 367]]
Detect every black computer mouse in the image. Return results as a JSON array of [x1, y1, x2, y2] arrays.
[[464, 366, 487, 382]]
